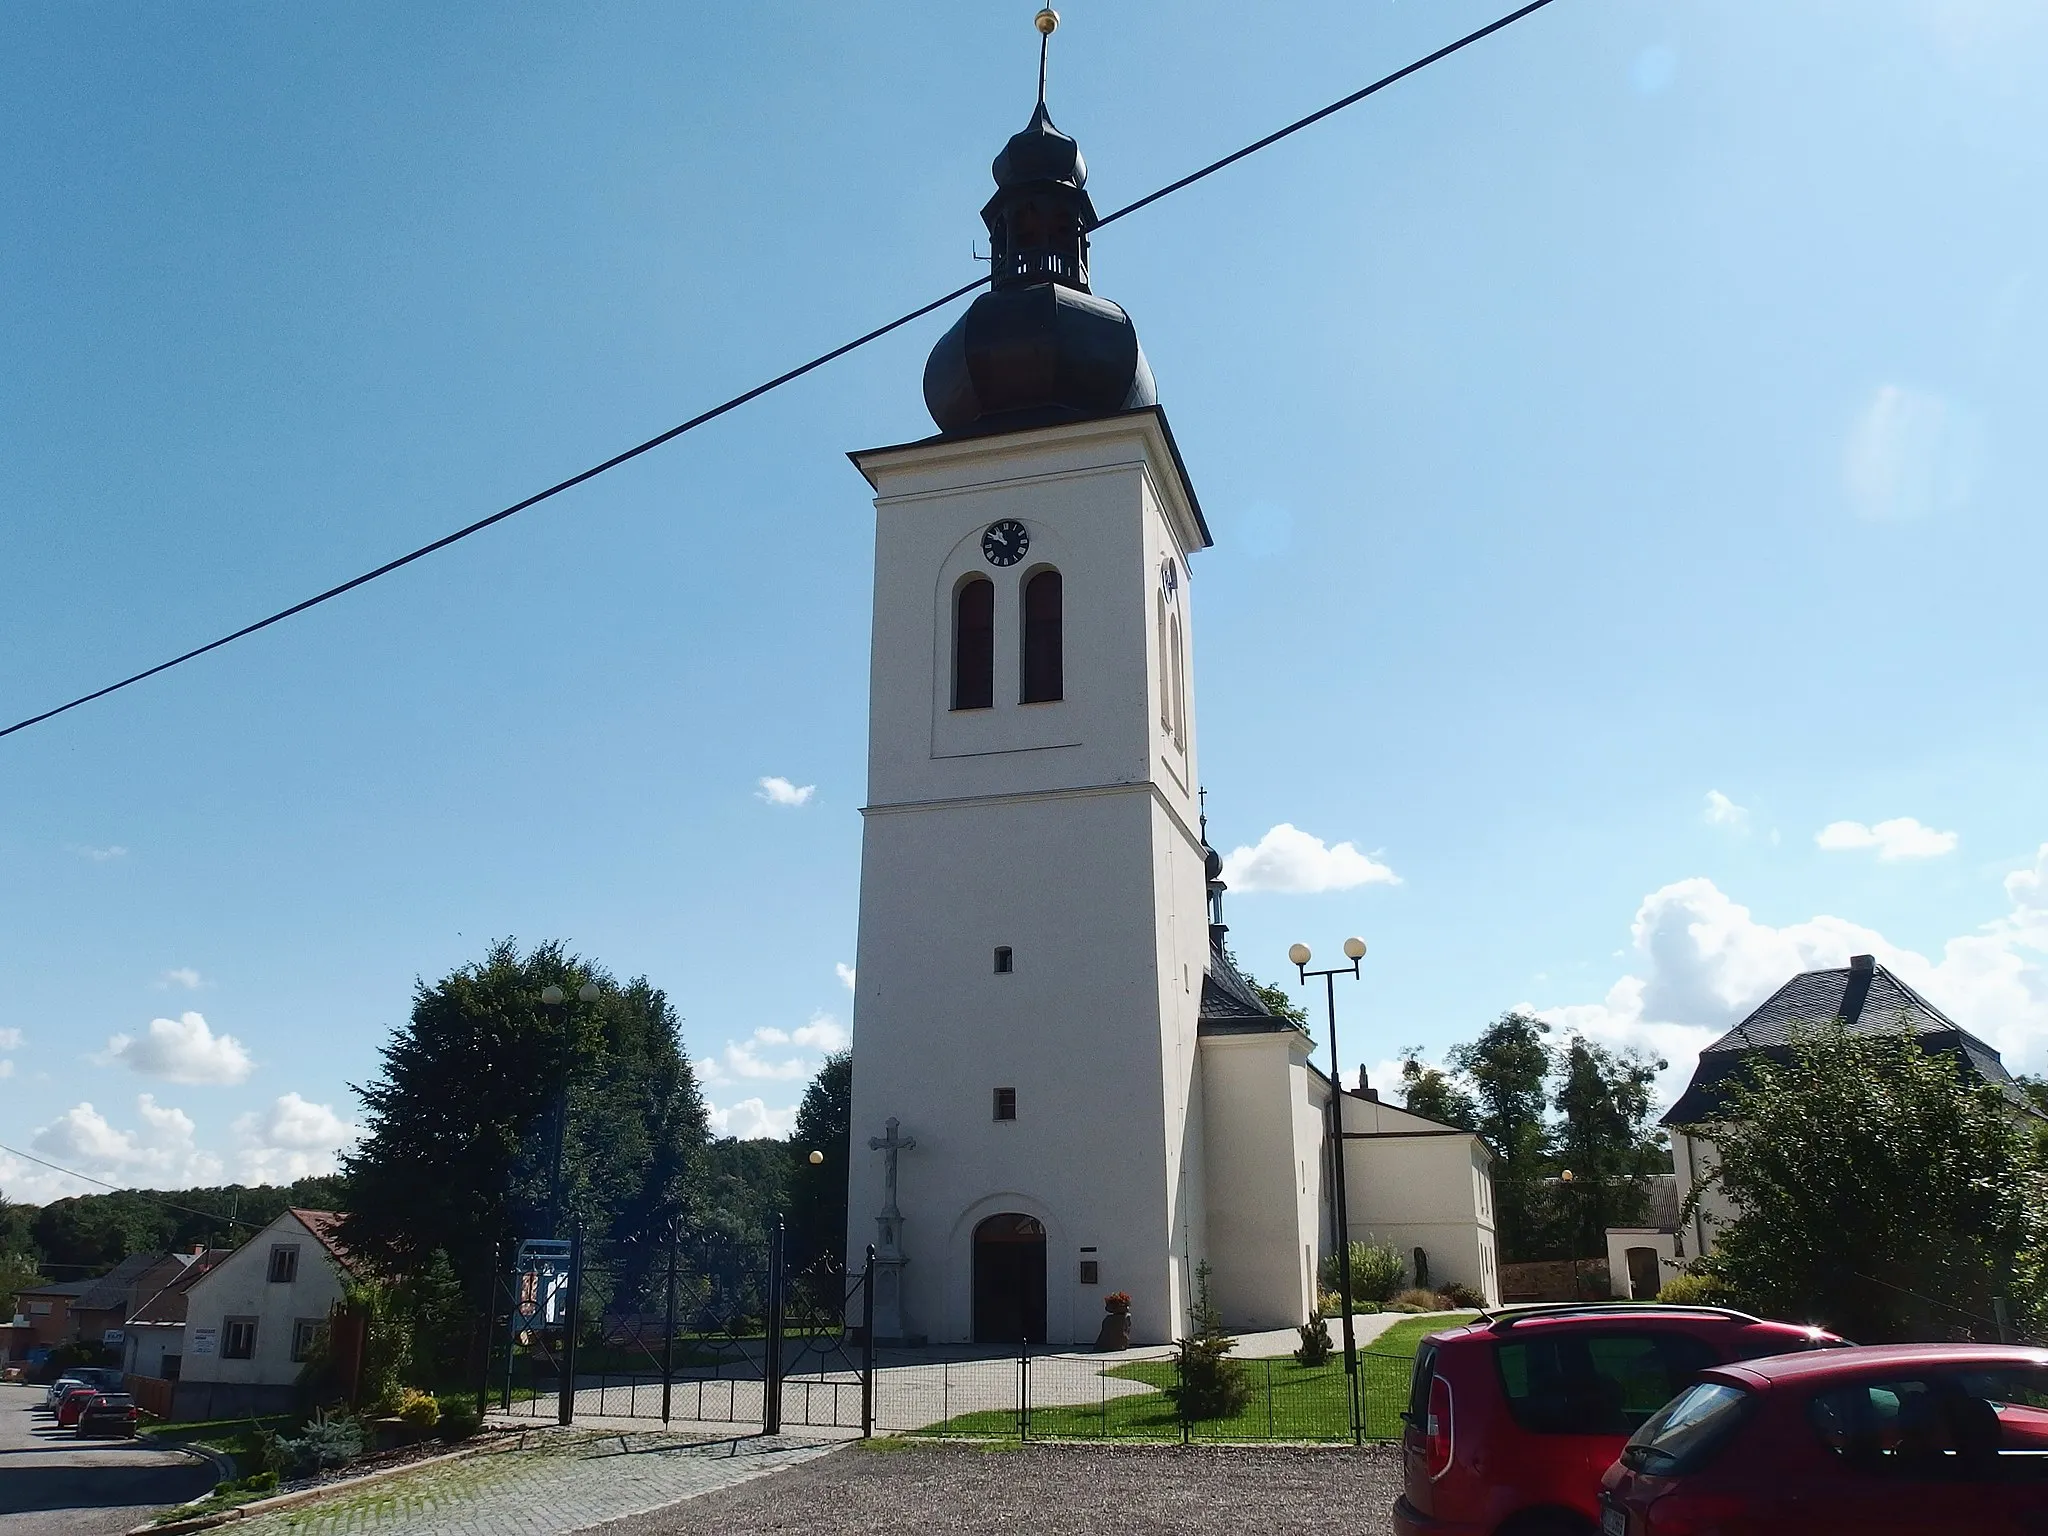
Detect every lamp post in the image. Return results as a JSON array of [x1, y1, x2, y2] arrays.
[[1292, 935, 1367, 1444], [539, 982, 602, 1237]]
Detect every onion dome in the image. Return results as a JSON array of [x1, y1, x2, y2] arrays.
[[923, 99, 1157, 436]]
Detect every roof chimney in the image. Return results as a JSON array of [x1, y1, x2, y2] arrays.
[[1849, 954, 1875, 975]]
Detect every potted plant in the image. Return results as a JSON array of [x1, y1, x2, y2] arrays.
[[1094, 1291, 1133, 1351]]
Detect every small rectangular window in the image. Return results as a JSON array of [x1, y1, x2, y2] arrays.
[[993, 946, 1014, 974], [222, 1318, 258, 1361], [1079, 1259, 1100, 1285], [267, 1245, 299, 1284], [291, 1319, 323, 1363], [994, 1087, 1017, 1121], [162, 1353, 182, 1381]]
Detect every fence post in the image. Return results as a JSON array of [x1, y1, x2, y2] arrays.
[[558, 1219, 583, 1426], [662, 1217, 678, 1425], [1018, 1350, 1030, 1441], [478, 1239, 500, 1421], [1995, 1296, 2015, 1344], [1179, 1353, 1190, 1446], [861, 1244, 876, 1438], [1266, 1357, 1274, 1439], [764, 1218, 786, 1435]]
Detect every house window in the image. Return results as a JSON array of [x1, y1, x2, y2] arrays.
[[1168, 611, 1186, 749], [994, 1087, 1018, 1122], [993, 946, 1013, 974], [291, 1319, 323, 1363], [1020, 569, 1063, 703], [27, 1301, 49, 1316], [267, 1245, 300, 1284], [1079, 1253, 1100, 1285], [222, 1318, 258, 1360], [953, 576, 994, 711], [1156, 593, 1172, 730], [162, 1353, 182, 1381]]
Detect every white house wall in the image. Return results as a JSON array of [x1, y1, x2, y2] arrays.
[[176, 1213, 345, 1418], [1199, 1032, 1317, 1330], [1335, 1094, 1501, 1307]]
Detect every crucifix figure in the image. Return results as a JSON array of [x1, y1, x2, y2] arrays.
[[865, 1117, 918, 1343], [867, 1117, 917, 1236]]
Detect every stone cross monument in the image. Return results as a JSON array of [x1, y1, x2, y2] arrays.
[[866, 1117, 918, 1343]]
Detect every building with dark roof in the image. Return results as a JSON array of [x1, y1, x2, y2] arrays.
[[1662, 952, 2038, 1261]]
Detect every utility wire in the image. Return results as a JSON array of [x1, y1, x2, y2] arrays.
[[0, 1140, 266, 1231], [0, 0, 1561, 743]]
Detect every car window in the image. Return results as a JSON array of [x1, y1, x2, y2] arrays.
[[1808, 1367, 2048, 1481], [1495, 1330, 1722, 1436], [1622, 1381, 1754, 1476], [1407, 1343, 1439, 1426]]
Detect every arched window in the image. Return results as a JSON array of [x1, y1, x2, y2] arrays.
[[1168, 611, 1186, 748], [1021, 569, 1063, 704], [1156, 593, 1172, 731], [953, 576, 994, 711]]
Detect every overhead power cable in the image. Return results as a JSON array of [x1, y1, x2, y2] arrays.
[[0, 1140, 266, 1231], [0, 0, 1559, 743]]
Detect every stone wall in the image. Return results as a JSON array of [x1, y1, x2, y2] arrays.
[[1498, 1258, 1612, 1303]]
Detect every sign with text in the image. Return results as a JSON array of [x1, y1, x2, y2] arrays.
[[511, 1238, 573, 1331], [190, 1328, 217, 1356]]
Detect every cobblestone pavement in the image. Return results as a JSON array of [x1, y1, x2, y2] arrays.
[[584, 1440, 1406, 1536], [234, 1429, 839, 1536]]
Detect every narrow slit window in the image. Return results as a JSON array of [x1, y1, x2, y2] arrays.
[[954, 576, 995, 710], [994, 1087, 1018, 1121], [993, 945, 1014, 974], [1156, 594, 1172, 731], [1168, 612, 1187, 748], [1021, 569, 1063, 703]]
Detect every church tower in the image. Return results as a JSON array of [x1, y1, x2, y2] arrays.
[[844, 41, 1214, 1346]]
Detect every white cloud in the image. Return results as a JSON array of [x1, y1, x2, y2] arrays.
[[1815, 817, 1959, 860], [836, 962, 857, 992], [1702, 791, 1749, 831], [232, 1093, 360, 1184], [756, 776, 815, 807], [1538, 844, 2048, 1102], [697, 1012, 847, 1087], [0, 1061, 12, 1080], [1220, 823, 1400, 894], [706, 1097, 797, 1140], [793, 1013, 850, 1052], [0, 1029, 21, 1050], [1844, 383, 1984, 523], [70, 844, 127, 862], [102, 1012, 254, 1085], [157, 968, 204, 990], [25, 1094, 224, 1196]]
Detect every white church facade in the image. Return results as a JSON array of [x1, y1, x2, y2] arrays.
[[843, 88, 1498, 1347]]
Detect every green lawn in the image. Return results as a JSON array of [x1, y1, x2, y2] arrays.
[[141, 1413, 297, 1478], [919, 1312, 1476, 1443]]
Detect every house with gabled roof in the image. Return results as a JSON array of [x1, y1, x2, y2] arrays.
[[1662, 952, 2040, 1262], [172, 1208, 357, 1420]]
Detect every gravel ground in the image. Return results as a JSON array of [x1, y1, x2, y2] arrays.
[[585, 1440, 1404, 1536]]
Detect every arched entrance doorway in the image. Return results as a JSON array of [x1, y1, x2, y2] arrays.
[[972, 1213, 1047, 1344]]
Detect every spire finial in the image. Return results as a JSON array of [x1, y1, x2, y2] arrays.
[[1035, 9, 1059, 108]]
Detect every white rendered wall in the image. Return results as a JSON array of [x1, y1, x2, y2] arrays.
[[1199, 1031, 1319, 1330], [1671, 1130, 1738, 1261], [846, 413, 1212, 1347], [180, 1213, 344, 1389], [1334, 1094, 1501, 1306]]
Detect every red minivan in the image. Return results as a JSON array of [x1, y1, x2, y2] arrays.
[[1598, 1344, 2048, 1534], [1395, 1304, 1843, 1536]]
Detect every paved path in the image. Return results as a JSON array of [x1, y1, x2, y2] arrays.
[[0, 1382, 216, 1536], [235, 1429, 838, 1536]]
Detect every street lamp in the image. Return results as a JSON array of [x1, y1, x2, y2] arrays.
[[540, 982, 603, 1235], [1293, 936, 1369, 1444]]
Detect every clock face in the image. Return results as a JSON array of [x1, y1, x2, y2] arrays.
[[981, 519, 1030, 567]]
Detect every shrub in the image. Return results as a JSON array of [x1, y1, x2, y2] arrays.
[[1389, 1287, 1441, 1313], [1320, 1241, 1406, 1307], [1293, 1310, 1333, 1366], [274, 1410, 363, 1478], [1172, 1262, 1250, 1422], [1316, 1288, 1344, 1317], [1657, 1270, 1732, 1307], [435, 1396, 482, 1442], [1437, 1282, 1485, 1309], [396, 1389, 440, 1429]]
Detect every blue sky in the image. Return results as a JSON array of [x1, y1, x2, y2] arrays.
[[4, 1, 2045, 1200]]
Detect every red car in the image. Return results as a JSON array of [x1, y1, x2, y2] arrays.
[[54, 1385, 101, 1428], [1599, 1343, 2048, 1534], [1394, 1303, 1844, 1536]]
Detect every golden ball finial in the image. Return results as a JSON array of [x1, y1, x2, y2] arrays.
[[1035, 8, 1059, 36]]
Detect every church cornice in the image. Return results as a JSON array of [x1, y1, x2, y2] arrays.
[[861, 775, 1204, 855]]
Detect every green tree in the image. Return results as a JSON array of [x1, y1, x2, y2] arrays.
[[789, 1050, 852, 1267], [1547, 1036, 1668, 1257], [1692, 1023, 2048, 1342], [342, 939, 709, 1314], [1450, 1012, 1554, 1260], [1397, 1054, 1478, 1131]]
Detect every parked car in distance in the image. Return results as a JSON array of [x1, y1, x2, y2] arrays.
[[1394, 1303, 1846, 1536], [41, 1375, 85, 1410], [54, 1385, 102, 1428], [1599, 1343, 2048, 1535], [74, 1392, 141, 1439]]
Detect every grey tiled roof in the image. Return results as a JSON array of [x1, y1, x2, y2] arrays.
[[1663, 957, 2032, 1125], [72, 1251, 163, 1313], [1198, 928, 1303, 1036]]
